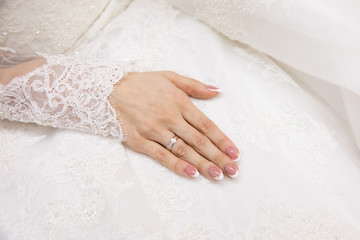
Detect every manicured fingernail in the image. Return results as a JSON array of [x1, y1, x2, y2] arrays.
[[235, 147, 240, 154], [208, 166, 224, 181], [226, 147, 239, 161], [185, 166, 199, 178], [224, 164, 239, 178], [206, 85, 220, 92]]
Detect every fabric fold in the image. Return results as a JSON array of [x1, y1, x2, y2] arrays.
[[169, 0, 360, 150]]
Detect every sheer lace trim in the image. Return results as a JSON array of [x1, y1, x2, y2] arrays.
[[0, 50, 127, 141]]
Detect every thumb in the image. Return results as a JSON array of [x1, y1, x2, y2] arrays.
[[158, 71, 220, 99]]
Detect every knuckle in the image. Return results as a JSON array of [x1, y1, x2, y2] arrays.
[[170, 71, 180, 80], [154, 149, 168, 164], [175, 91, 190, 105], [195, 160, 206, 171], [193, 134, 208, 149], [199, 118, 214, 133], [174, 159, 183, 173], [183, 83, 195, 96], [213, 153, 225, 165], [162, 71, 178, 82], [125, 132, 143, 149], [175, 143, 190, 158], [218, 136, 230, 148], [141, 122, 158, 137], [160, 110, 178, 124], [167, 114, 181, 127]]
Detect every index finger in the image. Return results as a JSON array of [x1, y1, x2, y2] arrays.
[[181, 102, 240, 161]]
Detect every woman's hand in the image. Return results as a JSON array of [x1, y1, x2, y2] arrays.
[[110, 71, 240, 181]]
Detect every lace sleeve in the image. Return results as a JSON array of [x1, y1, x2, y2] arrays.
[[0, 48, 127, 141]]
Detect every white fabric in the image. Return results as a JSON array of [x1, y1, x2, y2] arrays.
[[169, 0, 360, 149], [1, 0, 360, 239], [0, 0, 131, 54], [0, 50, 126, 140]]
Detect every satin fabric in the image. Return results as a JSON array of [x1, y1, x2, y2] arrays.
[[170, 0, 360, 149]]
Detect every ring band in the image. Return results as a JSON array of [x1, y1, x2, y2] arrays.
[[166, 135, 179, 151]]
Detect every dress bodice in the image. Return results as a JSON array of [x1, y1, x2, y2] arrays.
[[0, 0, 131, 54]]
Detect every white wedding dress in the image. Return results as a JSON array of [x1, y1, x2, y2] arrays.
[[1, 0, 360, 239]]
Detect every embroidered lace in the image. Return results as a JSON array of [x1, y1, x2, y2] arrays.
[[0, 48, 127, 141]]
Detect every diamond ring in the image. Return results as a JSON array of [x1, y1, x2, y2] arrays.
[[166, 135, 179, 151]]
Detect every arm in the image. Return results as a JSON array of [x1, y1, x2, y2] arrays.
[[0, 49, 46, 85], [0, 48, 240, 181], [0, 47, 125, 139]]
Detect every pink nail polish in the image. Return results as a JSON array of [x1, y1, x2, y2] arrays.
[[226, 147, 239, 160], [235, 147, 240, 154], [185, 166, 199, 178], [206, 85, 220, 92], [208, 166, 224, 181], [224, 164, 239, 178]]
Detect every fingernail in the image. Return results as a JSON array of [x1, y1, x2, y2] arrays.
[[235, 147, 240, 154], [224, 164, 239, 178], [206, 85, 220, 92], [208, 166, 224, 181], [185, 166, 199, 178], [226, 147, 239, 161]]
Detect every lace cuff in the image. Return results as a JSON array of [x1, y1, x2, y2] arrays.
[[0, 51, 127, 141]]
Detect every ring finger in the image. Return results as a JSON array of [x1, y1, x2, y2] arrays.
[[161, 131, 225, 181], [171, 122, 239, 178]]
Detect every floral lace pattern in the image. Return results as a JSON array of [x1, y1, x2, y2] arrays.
[[233, 46, 340, 193], [0, 50, 127, 141], [1, 0, 360, 239], [0, 120, 47, 177], [241, 199, 360, 240], [100, 1, 360, 239], [0, 130, 154, 240], [234, 47, 298, 87]]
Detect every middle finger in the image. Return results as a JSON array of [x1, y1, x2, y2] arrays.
[[170, 121, 239, 178], [162, 132, 225, 181]]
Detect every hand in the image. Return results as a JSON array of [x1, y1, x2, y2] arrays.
[[110, 71, 240, 181]]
